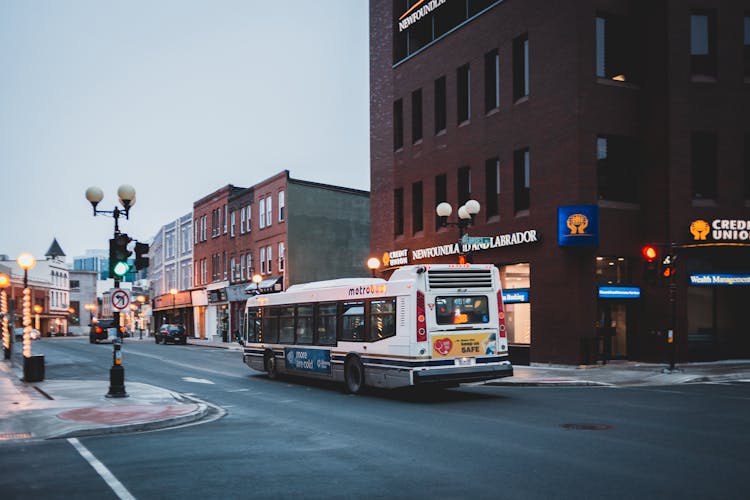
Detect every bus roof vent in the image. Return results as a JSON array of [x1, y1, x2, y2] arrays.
[[427, 268, 493, 289]]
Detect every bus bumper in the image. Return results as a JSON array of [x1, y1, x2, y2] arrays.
[[412, 363, 513, 385]]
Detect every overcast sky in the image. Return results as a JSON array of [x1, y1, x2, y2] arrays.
[[0, 0, 370, 263]]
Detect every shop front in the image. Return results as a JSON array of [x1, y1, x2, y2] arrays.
[[206, 283, 229, 342], [153, 291, 194, 337]]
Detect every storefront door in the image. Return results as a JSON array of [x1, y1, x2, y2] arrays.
[[597, 302, 628, 360]]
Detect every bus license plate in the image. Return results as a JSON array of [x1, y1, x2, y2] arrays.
[[455, 357, 476, 366]]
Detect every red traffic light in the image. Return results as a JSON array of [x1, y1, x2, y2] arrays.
[[641, 245, 658, 262]]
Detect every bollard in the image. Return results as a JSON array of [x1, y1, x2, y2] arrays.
[[106, 339, 128, 398]]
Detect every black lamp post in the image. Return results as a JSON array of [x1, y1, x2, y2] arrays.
[[0, 272, 10, 359], [86, 184, 136, 398], [436, 200, 481, 263], [17, 253, 44, 381]]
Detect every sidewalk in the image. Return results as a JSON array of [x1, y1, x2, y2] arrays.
[[2, 337, 749, 444]]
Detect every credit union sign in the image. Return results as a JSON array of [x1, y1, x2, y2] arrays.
[[689, 219, 750, 243]]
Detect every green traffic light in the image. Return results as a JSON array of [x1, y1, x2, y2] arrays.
[[113, 261, 130, 277]]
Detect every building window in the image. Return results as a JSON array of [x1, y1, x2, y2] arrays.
[[230, 257, 236, 283], [247, 252, 253, 277], [224, 205, 228, 234], [596, 14, 635, 82], [434, 76, 446, 134], [260, 247, 266, 274], [484, 49, 499, 112], [411, 88, 423, 143], [231, 210, 236, 237], [266, 245, 272, 274], [513, 33, 529, 100], [278, 191, 285, 222], [394, 99, 404, 150], [246, 205, 252, 232], [239, 208, 245, 234], [597, 135, 639, 203], [744, 15, 750, 78], [691, 10, 716, 77], [240, 254, 245, 281], [279, 242, 285, 272], [435, 173, 447, 230], [412, 181, 423, 234], [259, 198, 265, 229], [513, 148, 530, 212], [394, 188, 404, 237], [457, 63, 470, 123], [691, 132, 717, 200], [266, 196, 272, 228], [458, 166, 471, 207], [485, 157, 500, 218]]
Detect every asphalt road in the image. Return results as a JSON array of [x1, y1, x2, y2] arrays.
[[2, 338, 749, 499]]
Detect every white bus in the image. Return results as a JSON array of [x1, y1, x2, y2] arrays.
[[240, 264, 513, 393]]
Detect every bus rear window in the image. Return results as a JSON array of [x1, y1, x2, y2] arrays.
[[435, 296, 490, 325]]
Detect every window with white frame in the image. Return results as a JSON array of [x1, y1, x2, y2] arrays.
[[266, 196, 272, 227], [230, 257, 236, 282], [259, 199, 265, 229], [278, 191, 285, 222], [260, 247, 266, 274], [240, 209, 245, 234], [279, 242, 285, 271], [266, 245, 272, 274], [246, 205, 252, 232], [240, 254, 245, 281], [231, 210, 236, 237], [247, 252, 253, 277], [224, 205, 228, 234]]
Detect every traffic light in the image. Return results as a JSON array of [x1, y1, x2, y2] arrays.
[[109, 233, 132, 278], [641, 244, 659, 284], [134, 242, 149, 271]]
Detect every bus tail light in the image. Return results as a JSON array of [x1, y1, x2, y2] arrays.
[[497, 290, 507, 339], [416, 290, 427, 342]]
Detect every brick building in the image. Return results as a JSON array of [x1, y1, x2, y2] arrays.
[[370, 0, 750, 364], [188, 171, 370, 341]]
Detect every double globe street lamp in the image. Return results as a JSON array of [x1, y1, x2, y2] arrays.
[[436, 200, 481, 263]]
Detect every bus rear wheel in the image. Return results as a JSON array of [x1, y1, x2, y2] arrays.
[[344, 356, 365, 394], [265, 351, 278, 379]]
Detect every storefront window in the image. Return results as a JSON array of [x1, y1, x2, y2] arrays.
[[596, 256, 630, 283], [499, 263, 531, 345]]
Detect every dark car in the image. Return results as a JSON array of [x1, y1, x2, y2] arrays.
[[155, 324, 187, 344]]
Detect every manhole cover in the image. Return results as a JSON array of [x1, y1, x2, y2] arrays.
[[560, 423, 613, 431]]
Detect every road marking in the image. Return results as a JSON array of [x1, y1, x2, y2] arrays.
[[68, 438, 135, 500], [225, 388, 250, 392], [182, 377, 215, 384]]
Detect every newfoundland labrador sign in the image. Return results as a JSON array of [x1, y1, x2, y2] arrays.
[[411, 230, 540, 261], [398, 0, 447, 32]]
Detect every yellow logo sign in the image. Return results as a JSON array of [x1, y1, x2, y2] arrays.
[[689, 219, 710, 240], [382, 252, 390, 267], [566, 213, 589, 235]]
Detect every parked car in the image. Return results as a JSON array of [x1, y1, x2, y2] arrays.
[[13, 327, 40, 341], [89, 319, 127, 343], [155, 324, 187, 345]]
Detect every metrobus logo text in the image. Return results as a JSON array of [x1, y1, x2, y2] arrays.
[[348, 285, 387, 296]]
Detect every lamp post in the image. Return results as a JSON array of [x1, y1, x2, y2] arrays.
[[0, 272, 10, 359], [436, 200, 481, 263], [367, 257, 381, 277], [17, 253, 43, 381], [86, 185, 135, 398], [169, 288, 177, 324]]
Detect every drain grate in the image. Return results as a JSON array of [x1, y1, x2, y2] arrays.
[[0, 433, 33, 441], [560, 423, 613, 431]]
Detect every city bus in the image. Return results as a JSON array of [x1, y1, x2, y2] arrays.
[[239, 264, 513, 393]]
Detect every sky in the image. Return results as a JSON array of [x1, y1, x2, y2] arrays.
[[0, 0, 370, 263]]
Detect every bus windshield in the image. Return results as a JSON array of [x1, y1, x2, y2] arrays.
[[435, 296, 490, 325]]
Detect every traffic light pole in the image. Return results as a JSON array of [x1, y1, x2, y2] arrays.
[[667, 243, 678, 372]]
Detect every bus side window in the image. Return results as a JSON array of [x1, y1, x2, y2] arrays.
[[278, 306, 295, 344], [262, 307, 279, 344], [296, 305, 314, 344], [247, 308, 259, 342], [315, 303, 337, 346], [342, 301, 365, 341], [368, 298, 396, 341]]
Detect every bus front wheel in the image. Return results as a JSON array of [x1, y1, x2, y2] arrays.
[[344, 356, 365, 394], [265, 351, 278, 379]]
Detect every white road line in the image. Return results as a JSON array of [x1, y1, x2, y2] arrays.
[[68, 438, 136, 500], [181, 377, 215, 384]]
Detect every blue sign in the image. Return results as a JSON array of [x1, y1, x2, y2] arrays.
[[689, 274, 750, 286], [598, 286, 641, 299], [284, 348, 332, 374], [502, 288, 529, 303], [558, 205, 599, 247]]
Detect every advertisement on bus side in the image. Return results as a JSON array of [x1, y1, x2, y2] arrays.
[[285, 348, 332, 374], [432, 333, 497, 357]]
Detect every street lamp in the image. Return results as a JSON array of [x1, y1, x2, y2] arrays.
[[367, 257, 380, 277], [0, 272, 10, 359], [170, 288, 177, 324], [436, 200, 481, 263], [17, 253, 43, 381]]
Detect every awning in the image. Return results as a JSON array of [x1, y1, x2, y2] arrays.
[[244, 276, 283, 294]]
